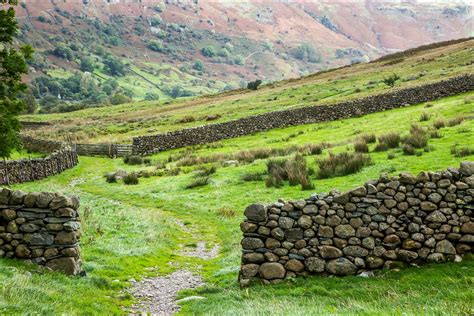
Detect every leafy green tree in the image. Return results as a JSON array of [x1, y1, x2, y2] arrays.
[[148, 40, 164, 52], [291, 43, 321, 63], [382, 73, 401, 87], [144, 92, 160, 101], [193, 59, 204, 71], [80, 57, 95, 72], [201, 45, 217, 57], [103, 55, 125, 76], [0, 3, 33, 166], [247, 79, 262, 90]]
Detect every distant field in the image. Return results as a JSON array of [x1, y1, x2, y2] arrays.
[[22, 39, 474, 144], [4, 88, 473, 313]]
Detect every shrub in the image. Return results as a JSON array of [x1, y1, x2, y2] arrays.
[[123, 173, 139, 185], [265, 159, 287, 188], [433, 119, 445, 129], [247, 79, 262, 90], [387, 152, 396, 160], [419, 112, 431, 122], [201, 45, 217, 57], [123, 155, 143, 165], [193, 60, 205, 71], [446, 116, 464, 127], [375, 133, 400, 151], [429, 130, 442, 139], [285, 154, 313, 189], [317, 152, 371, 179], [382, 73, 400, 87], [402, 144, 416, 155], [148, 40, 164, 52], [185, 177, 210, 189], [354, 141, 369, 153], [105, 173, 117, 183], [299, 143, 324, 155], [359, 133, 376, 144]]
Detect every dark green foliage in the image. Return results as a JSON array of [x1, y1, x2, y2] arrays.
[[387, 152, 396, 160], [148, 40, 164, 52], [0, 6, 33, 159], [194, 165, 217, 178], [403, 144, 416, 155], [144, 92, 160, 101], [375, 133, 400, 151], [451, 146, 474, 157], [123, 155, 143, 165], [52, 43, 73, 60], [382, 73, 401, 87], [169, 86, 194, 99], [247, 79, 262, 90], [123, 173, 139, 185], [185, 176, 210, 189], [109, 93, 131, 105], [317, 152, 372, 179], [291, 43, 321, 63], [105, 173, 117, 183], [193, 59, 204, 71], [80, 57, 95, 72], [103, 55, 125, 76], [201, 45, 217, 57]]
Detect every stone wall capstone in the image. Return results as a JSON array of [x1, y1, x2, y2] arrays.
[[0, 188, 82, 275], [0, 137, 79, 185], [239, 162, 474, 286], [133, 74, 474, 155]]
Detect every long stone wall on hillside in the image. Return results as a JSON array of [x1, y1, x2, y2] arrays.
[[133, 74, 474, 155], [0, 188, 82, 275], [238, 162, 474, 286], [0, 137, 78, 185]]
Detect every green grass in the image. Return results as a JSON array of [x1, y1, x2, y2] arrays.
[[3, 90, 473, 314], [20, 39, 474, 143]]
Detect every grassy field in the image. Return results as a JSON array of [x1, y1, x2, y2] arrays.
[[21, 39, 474, 143], [2, 88, 473, 314]]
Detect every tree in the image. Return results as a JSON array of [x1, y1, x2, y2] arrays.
[[80, 57, 94, 72], [201, 45, 217, 57], [193, 59, 204, 71], [103, 55, 125, 76], [247, 79, 262, 90], [148, 40, 164, 52], [1, 2, 33, 183], [382, 73, 401, 87], [291, 43, 321, 63]]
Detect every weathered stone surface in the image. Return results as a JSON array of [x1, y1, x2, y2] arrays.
[[335, 225, 355, 238], [396, 250, 418, 262], [24, 232, 54, 246], [244, 204, 266, 222], [241, 237, 264, 250], [305, 257, 325, 273], [10, 190, 27, 205], [461, 222, 474, 234], [45, 257, 81, 275], [326, 258, 357, 275], [460, 161, 474, 176], [2, 209, 16, 221], [243, 252, 265, 264], [343, 246, 369, 257], [426, 211, 447, 223], [15, 244, 31, 258], [23, 192, 40, 208], [258, 262, 286, 279], [279, 217, 295, 229], [298, 215, 312, 229], [319, 246, 343, 259], [436, 240, 456, 254], [240, 222, 258, 233], [241, 264, 260, 277], [285, 259, 305, 272], [36, 192, 55, 208]]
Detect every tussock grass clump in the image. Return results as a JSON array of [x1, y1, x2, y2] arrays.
[[375, 133, 400, 151], [123, 155, 143, 165], [433, 119, 445, 129], [185, 177, 210, 189], [359, 133, 376, 144], [429, 130, 442, 139], [402, 124, 429, 148], [419, 112, 431, 122], [177, 116, 196, 123], [241, 172, 265, 182], [387, 152, 396, 160], [354, 141, 369, 153], [451, 146, 474, 157], [317, 152, 372, 179], [123, 173, 139, 185], [446, 116, 464, 127], [216, 207, 236, 218], [266, 155, 314, 190], [403, 144, 416, 155], [194, 166, 217, 178]]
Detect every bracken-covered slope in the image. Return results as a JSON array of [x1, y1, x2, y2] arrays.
[[13, 0, 473, 103]]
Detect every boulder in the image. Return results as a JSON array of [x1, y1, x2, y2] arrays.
[[326, 258, 357, 275], [241, 264, 260, 277], [335, 225, 356, 238], [285, 259, 304, 272], [319, 245, 343, 259], [46, 257, 81, 275], [460, 161, 474, 176], [258, 262, 286, 279], [435, 240, 456, 254], [244, 204, 267, 222], [305, 257, 325, 273]]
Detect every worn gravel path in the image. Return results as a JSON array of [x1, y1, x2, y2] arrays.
[[129, 270, 204, 315]]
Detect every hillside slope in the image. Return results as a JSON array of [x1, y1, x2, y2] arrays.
[[22, 38, 474, 144], [14, 0, 472, 106]]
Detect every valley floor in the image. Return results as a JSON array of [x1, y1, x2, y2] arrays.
[[1, 92, 473, 314]]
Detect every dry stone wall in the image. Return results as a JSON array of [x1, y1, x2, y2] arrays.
[[0, 137, 78, 185], [239, 162, 474, 286], [0, 188, 82, 275], [133, 74, 474, 154]]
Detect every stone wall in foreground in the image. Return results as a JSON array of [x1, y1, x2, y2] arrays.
[[0, 188, 82, 275], [133, 74, 474, 154], [0, 137, 78, 185], [239, 162, 474, 286]]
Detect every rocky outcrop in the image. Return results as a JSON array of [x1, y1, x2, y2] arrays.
[[0, 137, 78, 185], [0, 188, 82, 275], [133, 74, 474, 154], [239, 162, 474, 286]]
